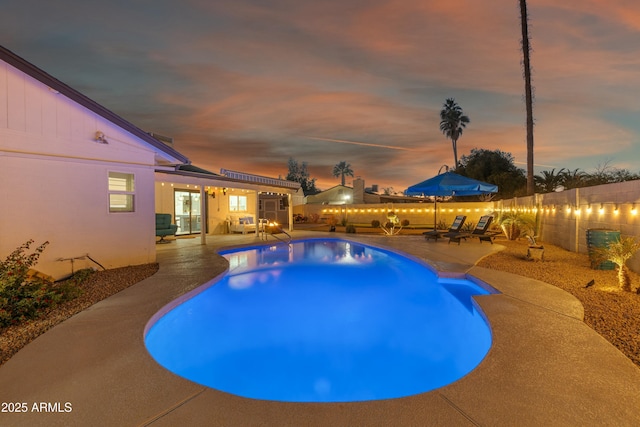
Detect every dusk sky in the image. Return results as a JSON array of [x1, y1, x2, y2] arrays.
[[3, 1, 640, 191]]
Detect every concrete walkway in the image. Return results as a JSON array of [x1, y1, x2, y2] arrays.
[[1, 231, 639, 426]]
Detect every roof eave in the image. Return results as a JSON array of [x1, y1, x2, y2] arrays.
[[0, 45, 190, 166]]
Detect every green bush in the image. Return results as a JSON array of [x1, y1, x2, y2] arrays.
[[69, 268, 94, 285], [371, 220, 381, 228], [345, 224, 357, 233], [0, 240, 80, 327]]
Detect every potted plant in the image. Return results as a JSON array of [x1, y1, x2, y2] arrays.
[[525, 235, 544, 261]]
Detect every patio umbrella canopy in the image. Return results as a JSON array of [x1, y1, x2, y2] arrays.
[[405, 171, 498, 228]]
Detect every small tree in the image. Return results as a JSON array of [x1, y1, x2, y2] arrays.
[[457, 148, 526, 199], [595, 237, 640, 292], [286, 158, 320, 196]]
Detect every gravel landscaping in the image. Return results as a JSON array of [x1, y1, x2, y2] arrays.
[[477, 239, 640, 368], [0, 263, 158, 366], [1, 239, 639, 370]]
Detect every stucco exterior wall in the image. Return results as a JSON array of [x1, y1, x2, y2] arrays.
[[1, 58, 159, 279]]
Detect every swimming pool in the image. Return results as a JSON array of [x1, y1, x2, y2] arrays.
[[144, 238, 496, 402]]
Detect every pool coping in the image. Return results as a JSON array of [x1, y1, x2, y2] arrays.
[[1, 231, 639, 426]]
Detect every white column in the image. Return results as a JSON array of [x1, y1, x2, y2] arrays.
[[288, 193, 293, 231], [255, 190, 261, 239], [200, 185, 206, 245]]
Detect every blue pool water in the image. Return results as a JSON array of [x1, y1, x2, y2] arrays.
[[144, 238, 495, 402]]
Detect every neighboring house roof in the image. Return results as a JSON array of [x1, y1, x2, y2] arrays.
[[306, 185, 353, 204], [314, 184, 352, 193], [0, 44, 190, 165]]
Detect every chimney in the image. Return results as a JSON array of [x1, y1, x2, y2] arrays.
[[353, 177, 365, 204]]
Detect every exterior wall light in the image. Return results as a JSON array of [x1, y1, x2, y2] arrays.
[[95, 131, 108, 144]]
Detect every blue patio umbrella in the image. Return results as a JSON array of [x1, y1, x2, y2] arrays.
[[405, 171, 498, 228]]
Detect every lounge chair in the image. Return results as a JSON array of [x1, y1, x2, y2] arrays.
[[423, 215, 466, 242], [447, 215, 499, 245]]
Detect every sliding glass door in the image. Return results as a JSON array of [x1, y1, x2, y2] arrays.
[[174, 190, 201, 235]]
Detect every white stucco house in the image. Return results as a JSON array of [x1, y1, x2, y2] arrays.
[[0, 45, 300, 279]]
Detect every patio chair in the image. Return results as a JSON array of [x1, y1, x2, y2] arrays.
[[447, 215, 498, 245], [156, 213, 178, 243], [423, 215, 466, 242]]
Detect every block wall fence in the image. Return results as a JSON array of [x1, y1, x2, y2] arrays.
[[296, 180, 640, 273], [496, 180, 640, 273]]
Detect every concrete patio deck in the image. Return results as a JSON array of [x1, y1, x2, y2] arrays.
[[1, 231, 639, 426]]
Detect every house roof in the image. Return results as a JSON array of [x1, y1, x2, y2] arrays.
[[176, 164, 220, 176], [0, 45, 190, 165]]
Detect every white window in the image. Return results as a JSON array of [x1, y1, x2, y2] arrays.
[[229, 195, 247, 212], [108, 172, 135, 212]]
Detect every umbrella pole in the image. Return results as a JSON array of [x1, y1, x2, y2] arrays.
[[433, 198, 437, 230]]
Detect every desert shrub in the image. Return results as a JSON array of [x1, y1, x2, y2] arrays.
[[341, 217, 348, 227], [436, 219, 448, 230], [345, 224, 357, 233], [497, 212, 536, 240], [371, 219, 381, 228], [462, 222, 475, 233], [69, 268, 94, 285], [0, 240, 79, 327], [401, 219, 410, 227], [385, 221, 394, 229]]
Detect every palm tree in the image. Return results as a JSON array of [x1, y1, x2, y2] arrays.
[[519, 0, 535, 195], [534, 168, 566, 193], [332, 161, 354, 186], [439, 98, 470, 169], [560, 168, 586, 189], [594, 237, 640, 292]]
